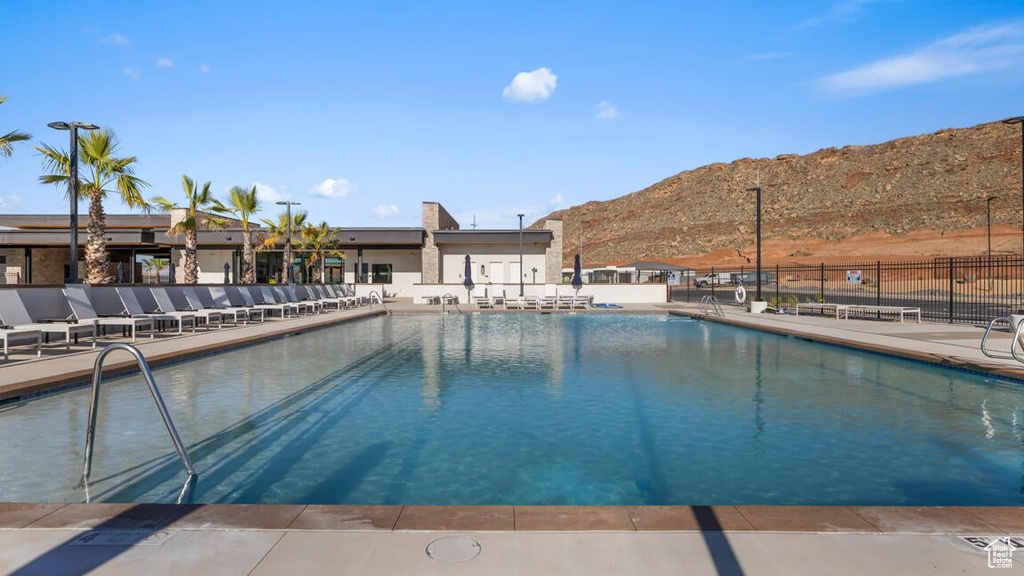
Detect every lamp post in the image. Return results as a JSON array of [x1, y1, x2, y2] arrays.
[[746, 172, 763, 302], [517, 213, 525, 297], [1004, 117, 1024, 256], [48, 121, 99, 283], [276, 200, 301, 284], [987, 195, 1000, 256]]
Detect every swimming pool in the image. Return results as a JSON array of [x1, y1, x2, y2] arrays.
[[1, 313, 1022, 506]]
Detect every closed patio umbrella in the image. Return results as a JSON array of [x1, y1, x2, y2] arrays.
[[168, 260, 176, 284], [463, 255, 474, 303], [117, 262, 125, 284], [571, 254, 583, 291]]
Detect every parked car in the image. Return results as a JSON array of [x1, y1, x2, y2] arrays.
[[693, 273, 729, 287]]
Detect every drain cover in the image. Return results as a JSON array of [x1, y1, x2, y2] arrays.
[[425, 536, 481, 563]]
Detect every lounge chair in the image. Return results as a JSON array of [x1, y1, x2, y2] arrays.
[[275, 286, 318, 315], [0, 326, 41, 362], [286, 285, 323, 314], [149, 287, 209, 331], [259, 286, 300, 317], [64, 284, 154, 342], [194, 287, 255, 324], [0, 289, 96, 351], [209, 286, 265, 323], [180, 287, 239, 326], [115, 287, 197, 335], [237, 286, 291, 318]]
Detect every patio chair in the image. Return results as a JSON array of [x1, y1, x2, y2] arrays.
[[115, 287, 197, 335], [193, 287, 253, 324], [275, 286, 318, 315], [0, 289, 96, 351], [64, 284, 154, 342], [149, 287, 209, 331]]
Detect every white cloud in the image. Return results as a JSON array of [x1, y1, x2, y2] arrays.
[[252, 182, 289, 203], [549, 193, 568, 209], [502, 67, 557, 102], [818, 22, 1024, 95], [102, 33, 132, 47], [122, 66, 140, 80], [200, 64, 211, 74], [595, 101, 618, 119], [372, 204, 399, 219], [157, 57, 174, 68], [309, 178, 355, 198], [0, 194, 21, 208]]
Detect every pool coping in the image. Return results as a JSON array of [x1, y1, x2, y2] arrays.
[[669, 309, 1024, 382], [2, 503, 1023, 535], [3, 303, 1023, 544]]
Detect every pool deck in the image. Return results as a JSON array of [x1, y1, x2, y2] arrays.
[[2, 299, 1023, 574]]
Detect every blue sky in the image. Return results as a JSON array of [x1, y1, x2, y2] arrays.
[[1, 1, 1022, 229]]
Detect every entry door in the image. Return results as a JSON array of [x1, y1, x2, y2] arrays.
[[489, 262, 504, 283], [510, 262, 522, 285]]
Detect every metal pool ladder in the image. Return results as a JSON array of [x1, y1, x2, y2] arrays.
[[981, 317, 1024, 363], [698, 294, 725, 317], [81, 343, 196, 498], [441, 293, 462, 314], [368, 290, 391, 314]]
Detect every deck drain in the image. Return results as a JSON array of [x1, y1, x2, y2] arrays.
[[425, 536, 481, 563]]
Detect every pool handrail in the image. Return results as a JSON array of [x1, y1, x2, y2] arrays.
[[981, 316, 1024, 363], [367, 290, 390, 315], [81, 343, 196, 499]]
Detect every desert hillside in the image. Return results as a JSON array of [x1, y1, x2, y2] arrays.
[[538, 120, 1022, 267]]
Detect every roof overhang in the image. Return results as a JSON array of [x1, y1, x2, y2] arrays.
[[433, 230, 552, 245]]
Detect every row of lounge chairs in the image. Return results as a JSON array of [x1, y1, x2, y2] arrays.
[[794, 302, 922, 324], [0, 283, 368, 362], [473, 294, 591, 310]]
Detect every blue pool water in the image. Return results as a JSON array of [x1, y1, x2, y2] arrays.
[[1, 313, 1023, 506]]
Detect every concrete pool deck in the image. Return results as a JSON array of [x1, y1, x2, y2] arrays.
[[1, 299, 1023, 574]]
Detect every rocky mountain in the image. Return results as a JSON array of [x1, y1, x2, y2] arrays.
[[538, 120, 1022, 266]]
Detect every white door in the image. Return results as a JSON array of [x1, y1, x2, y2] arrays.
[[489, 262, 504, 283]]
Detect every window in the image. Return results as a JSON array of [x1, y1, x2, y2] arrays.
[[371, 263, 393, 284]]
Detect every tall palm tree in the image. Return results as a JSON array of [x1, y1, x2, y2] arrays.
[[259, 210, 307, 283], [38, 129, 149, 283], [297, 221, 342, 283], [211, 186, 261, 284], [0, 95, 31, 158], [151, 175, 223, 284]]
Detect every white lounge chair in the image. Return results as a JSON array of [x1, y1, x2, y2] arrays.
[[115, 287, 196, 335], [64, 284, 154, 342], [208, 286, 264, 323], [0, 325, 41, 362], [0, 289, 96, 351]]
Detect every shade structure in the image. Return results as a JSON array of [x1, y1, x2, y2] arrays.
[[463, 254, 474, 289], [571, 254, 583, 289]]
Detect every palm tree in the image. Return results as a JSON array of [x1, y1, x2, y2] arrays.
[[0, 95, 31, 158], [38, 129, 149, 283], [297, 221, 342, 283], [259, 210, 307, 283], [151, 175, 223, 284], [142, 257, 169, 284], [211, 186, 261, 284]]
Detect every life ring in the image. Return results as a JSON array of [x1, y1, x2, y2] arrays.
[[734, 285, 746, 304]]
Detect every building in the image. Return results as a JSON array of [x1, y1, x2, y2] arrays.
[[0, 203, 565, 299]]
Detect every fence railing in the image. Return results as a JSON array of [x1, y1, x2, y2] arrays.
[[669, 256, 1024, 325]]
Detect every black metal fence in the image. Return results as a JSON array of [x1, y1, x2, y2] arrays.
[[669, 256, 1024, 325]]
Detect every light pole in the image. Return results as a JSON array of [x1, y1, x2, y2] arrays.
[[746, 172, 763, 302], [48, 121, 99, 283], [1004, 117, 1024, 256], [517, 213, 525, 297], [987, 195, 1000, 256], [276, 200, 301, 284]]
